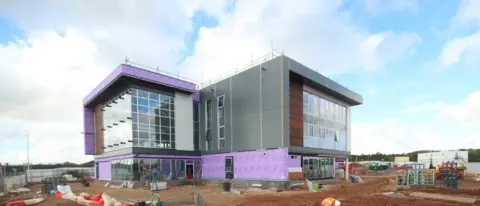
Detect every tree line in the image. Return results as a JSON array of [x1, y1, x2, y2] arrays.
[[349, 148, 480, 162]]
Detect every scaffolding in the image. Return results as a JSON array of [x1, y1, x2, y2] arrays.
[[397, 164, 435, 187], [440, 161, 458, 189]]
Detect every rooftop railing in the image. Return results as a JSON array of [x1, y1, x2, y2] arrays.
[[123, 57, 200, 89], [122, 49, 358, 94], [199, 50, 282, 88]]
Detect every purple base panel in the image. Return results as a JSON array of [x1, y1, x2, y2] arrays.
[[84, 107, 95, 155], [98, 161, 111, 179], [83, 64, 198, 105], [287, 155, 301, 168], [94, 153, 201, 162], [201, 148, 290, 180]]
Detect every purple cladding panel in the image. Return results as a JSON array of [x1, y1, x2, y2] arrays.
[[83, 107, 95, 155], [98, 161, 111, 180], [287, 155, 301, 168], [121, 65, 197, 91], [83, 64, 198, 105], [201, 148, 289, 180], [83, 67, 123, 105], [192, 91, 200, 101]]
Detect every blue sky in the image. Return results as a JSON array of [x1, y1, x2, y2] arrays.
[[0, 0, 479, 163]]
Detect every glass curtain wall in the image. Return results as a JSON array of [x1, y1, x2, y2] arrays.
[[103, 91, 133, 152], [302, 157, 335, 180], [111, 158, 202, 181], [131, 88, 176, 149], [303, 91, 347, 150]]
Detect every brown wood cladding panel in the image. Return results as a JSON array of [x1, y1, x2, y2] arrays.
[[289, 79, 303, 147], [94, 104, 104, 154]]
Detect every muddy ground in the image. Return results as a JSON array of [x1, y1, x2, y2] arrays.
[[1, 176, 479, 206]]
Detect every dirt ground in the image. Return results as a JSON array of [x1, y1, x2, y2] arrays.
[[1, 176, 479, 206]]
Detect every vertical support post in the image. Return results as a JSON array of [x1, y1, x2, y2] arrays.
[[345, 159, 349, 181]]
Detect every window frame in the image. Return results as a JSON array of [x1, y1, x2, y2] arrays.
[[302, 90, 348, 149], [217, 95, 226, 150], [205, 100, 212, 151]]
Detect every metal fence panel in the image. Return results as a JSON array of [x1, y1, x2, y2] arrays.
[[1, 174, 26, 192], [27, 167, 93, 183]]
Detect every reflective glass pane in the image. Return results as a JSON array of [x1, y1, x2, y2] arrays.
[[138, 90, 148, 98], [150, 100, 159, 108], [138, 106, 149, 114], [149, 92, 159, 100]]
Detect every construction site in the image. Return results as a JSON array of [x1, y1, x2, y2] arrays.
[[1, 55, 479, 205], [1, 158, 480, 206]]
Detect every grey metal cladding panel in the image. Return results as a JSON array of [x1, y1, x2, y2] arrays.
[[261, 57, 283, 148], [285, 56, 363, 105], [261, 57, 282, 110], [213, 79, 231, 153], [261, 108, 282, 148], [231, 67, 262, 151]]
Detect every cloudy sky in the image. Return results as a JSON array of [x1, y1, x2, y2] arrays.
[[0, 0, 479, 164]]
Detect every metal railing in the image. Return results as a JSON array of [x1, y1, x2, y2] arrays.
[[199, 50, 282, 88], [123, 49, 358, 94], [123, 58, 200, 89]]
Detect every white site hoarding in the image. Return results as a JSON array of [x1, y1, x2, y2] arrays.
[[417, 151, 468, 167]]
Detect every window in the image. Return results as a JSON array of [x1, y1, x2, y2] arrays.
[[193, 102, 200, 150], [130, 88, 175, 149], [205, 100, 212, 150], [217, 95, 225, 150], [102, 90, 135, 152], [303, 91, 347, 150]]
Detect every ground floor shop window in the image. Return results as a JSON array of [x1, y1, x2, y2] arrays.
[[110, 158, 201, 181], [302, 157, 335, 180]]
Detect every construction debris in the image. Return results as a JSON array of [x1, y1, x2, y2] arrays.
[[54, 184, 130, 206], [106, 181, 136, 189], [350, 175, 364, 183], [5, 197, 44, 206], [230, 188, 241, 195]]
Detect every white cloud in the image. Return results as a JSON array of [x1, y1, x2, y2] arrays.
[[438, 32, 480, 67], [438, 0, 480, 67], [352, 119, 442, 154], [178, 0, 420, 82], [0, 0, 420, 164], [353, 91, 480, 154], [438, 91, 480, 124], [351, 118, 479, 154]]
